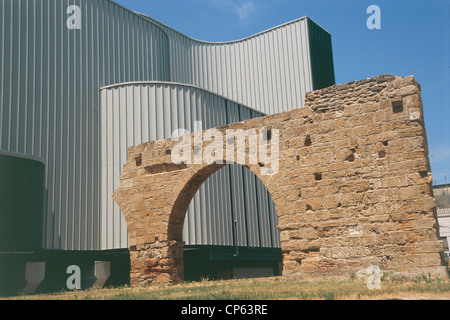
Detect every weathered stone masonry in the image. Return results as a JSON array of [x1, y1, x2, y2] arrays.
[[113, 74, 448, 287]]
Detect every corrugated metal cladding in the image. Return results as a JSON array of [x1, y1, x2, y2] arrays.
[[100, 83, 279, 249], [0, 0, 169, 250], [307, 19, 336, 91], [1, 0, 334, 251], [137, 14, 335, 113]]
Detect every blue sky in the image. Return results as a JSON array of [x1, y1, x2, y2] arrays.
[[114, 0, 450, 185]]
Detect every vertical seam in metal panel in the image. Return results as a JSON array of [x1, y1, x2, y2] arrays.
[[266, 190, 275, 248], [84, 0, 89, 250], [66, 0, 71, 249], [53, 0, 60, 250], [250, 39, 257, 109], [68, 0, 73, 250], [282, 28, 290, 111], [44, 0, 51, 249], [134, 15, 139, 82], [23, 0, 29, 154], [9, 2, 18, 152], [69, 0, 74, 250], [35, 0, 42, 248], [80, 0, 86, 250], [90, 0, 96, 250], [30, 0, 37, 207], [15, 0, 20, 153], [266, 32, 274, 114], [237, 107, 249, 248], [294, 21, 303, 108], [288, 23, 298, 109], [253, 39, 259, 110], [235, 43, 240, 104], [74, 0, 80, 250], [305, 18, 315, 91], [261, 34, 268, 114], [288, 25, 295, 109], [144, 21, 149, 80], [39, 0, 44, 160], [253, 173, 262, 247], [273, 31, 281, 113], [225, 101, 237, 249]]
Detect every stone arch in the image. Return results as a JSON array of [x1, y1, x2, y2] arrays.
[[165, 161, 284, 243], [113, 130, 286, 286], [160, 161, 285, 284], [114, 75, 448, 287]]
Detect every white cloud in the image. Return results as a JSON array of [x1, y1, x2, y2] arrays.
[[211, 0, 256, 20], [233, 2, 255, 20]]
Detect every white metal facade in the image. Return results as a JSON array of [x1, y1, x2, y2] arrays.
[[138, 13, 314, 114], [0, 0, 334, 251], [100, 82, 279, 249], [1, 0, 169, 250]]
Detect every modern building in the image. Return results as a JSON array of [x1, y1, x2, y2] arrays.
[[0, 0, 335, 295], [434, 184, 450, 258]]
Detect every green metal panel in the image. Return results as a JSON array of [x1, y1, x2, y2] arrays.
[[307, 18, 336, 90], [0, 153, 45, 252], [183, 245, 282, 281]]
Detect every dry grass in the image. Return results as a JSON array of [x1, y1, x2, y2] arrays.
[[4, 274, 450, 300]]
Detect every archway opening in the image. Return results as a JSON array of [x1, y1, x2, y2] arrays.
[[169, 163, 282, 282]]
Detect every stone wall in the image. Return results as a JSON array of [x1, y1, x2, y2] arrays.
[[113, 74, 448, 287]]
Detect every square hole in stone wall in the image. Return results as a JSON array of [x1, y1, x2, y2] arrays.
[[392, 101, 404, 113]]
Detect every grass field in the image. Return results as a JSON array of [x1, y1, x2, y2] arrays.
[[4, 273, 450, 300]]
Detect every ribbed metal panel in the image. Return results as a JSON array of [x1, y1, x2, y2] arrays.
[[1, 0, 333, 251], [307, 18, 336, 90], [0, 0, 170, 250], [100, 82, 279, 249], [138, 14, 318, 114]]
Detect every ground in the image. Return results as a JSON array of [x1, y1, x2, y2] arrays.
[[4, 272, 450, 300]]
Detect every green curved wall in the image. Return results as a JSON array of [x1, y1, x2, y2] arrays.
[[0, 154, 45, 252]]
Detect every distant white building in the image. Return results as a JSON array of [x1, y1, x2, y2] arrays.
[[434, 184, 450, 258], [437, 209, 450, 258]]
